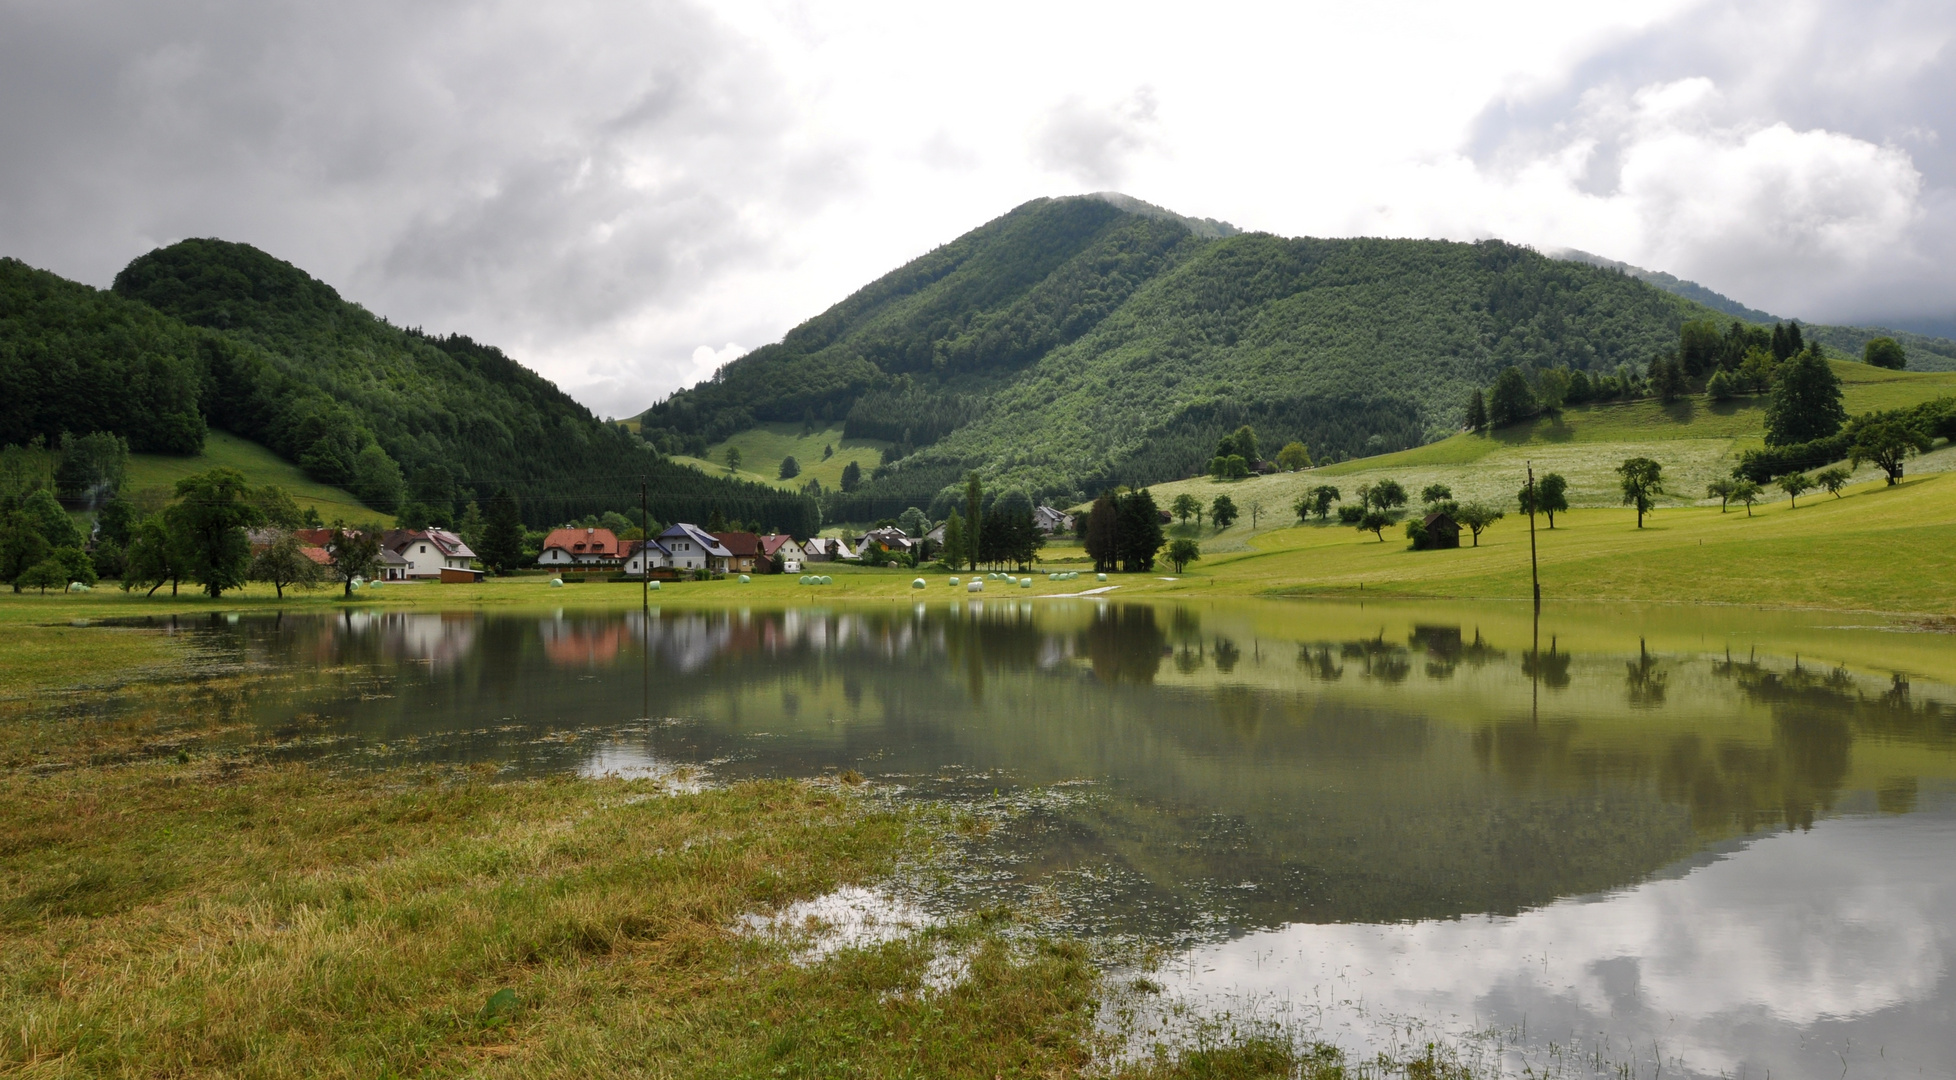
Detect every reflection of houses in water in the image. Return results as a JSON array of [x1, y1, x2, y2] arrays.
[[340, 611, 481, 670], [539, 618, 630, 668]]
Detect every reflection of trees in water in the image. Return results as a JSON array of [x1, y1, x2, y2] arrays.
[[1079, 605, 1165, 685], [1625, 639, 1666, 708], [1296, 644, 1343, 681], [1521, 635, 1570, 689], [1211, 637, 1241, 674], [1343, 634, 1410, 683]]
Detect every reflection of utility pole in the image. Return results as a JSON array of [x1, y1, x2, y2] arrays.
[[1526, 461, 1541, 611], [1531, 603, 1539, 726]]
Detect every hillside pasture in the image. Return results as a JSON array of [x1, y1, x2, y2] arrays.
[[673, 424, 892, 494], [124, 430, 378, 523]]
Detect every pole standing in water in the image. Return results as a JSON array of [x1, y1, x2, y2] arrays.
[[1526, 461, 1541, 610]]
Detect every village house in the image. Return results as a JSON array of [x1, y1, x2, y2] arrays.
[[858, 526, 914, 555], [537, 526, 627, 569], [760, 534, 805, 573], [659, 523, 733, 572], [245, 527, 335, 571], [1032, 506, 1074, 534], [621, 538, 671, 577], [715, 531, 764, 573], [384, 528, 478, 579], [801, 536, 857, 562]]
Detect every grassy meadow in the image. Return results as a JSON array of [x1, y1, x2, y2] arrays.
[[125, 429, 379, 523], [670, 424, 892, 494]]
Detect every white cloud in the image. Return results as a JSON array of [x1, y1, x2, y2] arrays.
[[1, 0, 1951, 414]]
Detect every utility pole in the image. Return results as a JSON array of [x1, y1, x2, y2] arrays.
[[640, 480, 649, 613], [1525, 461, 1541, 611]]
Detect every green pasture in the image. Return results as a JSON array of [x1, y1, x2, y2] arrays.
[[672, 424, 891, 493], [125, 429, 378, 523]]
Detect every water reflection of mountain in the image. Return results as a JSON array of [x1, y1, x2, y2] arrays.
[[227, 603, 1956, 939]]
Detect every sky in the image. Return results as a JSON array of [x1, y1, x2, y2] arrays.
[[2, 0, 1951, 417]]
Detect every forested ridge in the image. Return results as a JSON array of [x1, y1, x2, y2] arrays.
[[641, 195, 1747, 519], [1, 242, 815, 533]]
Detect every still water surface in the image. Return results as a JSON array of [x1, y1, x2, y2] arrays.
[[167, 599, 1956, 1077]]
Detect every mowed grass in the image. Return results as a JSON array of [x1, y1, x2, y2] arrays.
[[126, 429, 378, 523], [672, 424, 892, 493], [1154, 469, 1956, 615], [1141, 360, 1956, 553]]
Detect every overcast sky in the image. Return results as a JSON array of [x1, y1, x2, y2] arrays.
[[3, 0, 1951, 417]]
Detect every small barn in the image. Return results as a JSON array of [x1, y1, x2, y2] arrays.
[[1421, 512, 1461, 549]]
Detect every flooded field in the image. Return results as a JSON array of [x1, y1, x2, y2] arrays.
[[104, 599, 1956, 1078]]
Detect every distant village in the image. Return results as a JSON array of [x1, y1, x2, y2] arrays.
[[249, 505, 1080, 584]]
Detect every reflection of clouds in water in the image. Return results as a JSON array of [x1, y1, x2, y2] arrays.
[[1155, 814, 1956, 1079]]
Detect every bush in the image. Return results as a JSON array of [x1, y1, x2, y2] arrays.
[[1734, 432, 1852, 483]]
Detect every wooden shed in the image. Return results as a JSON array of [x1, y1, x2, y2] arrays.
[[1421, 512, 1461, 549]]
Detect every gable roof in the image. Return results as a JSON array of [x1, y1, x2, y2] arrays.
[[759, 534, 802, 556], [658, 523, 733, 557], [540, 527, 621, 557], [714, 531, 762, 557], [384, 528, 477, 559]]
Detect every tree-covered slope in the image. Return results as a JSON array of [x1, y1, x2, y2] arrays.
[[648, 195, 1725, 519], [2, 243, 814, 532], [638, 195, 1205, 448], [0, 259, 207, 454]]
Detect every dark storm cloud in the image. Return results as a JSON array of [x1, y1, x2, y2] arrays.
[[0, 0, 853, 412], [1465, 0, 1956, 325]]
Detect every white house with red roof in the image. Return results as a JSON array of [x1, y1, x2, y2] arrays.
[[538, 526, 628, 569], [759, 534, 804, 573]]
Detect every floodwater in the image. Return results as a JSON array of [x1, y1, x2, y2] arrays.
[[140, 598, 1956, 1077]]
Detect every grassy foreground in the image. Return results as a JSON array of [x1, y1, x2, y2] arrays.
[[0, 611, 1393, 1079]]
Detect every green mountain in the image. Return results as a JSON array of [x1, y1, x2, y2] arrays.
[[640, 195, 1734, 519], [2, 243, 815, 533]]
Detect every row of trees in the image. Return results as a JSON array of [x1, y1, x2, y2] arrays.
[[1466, 319, 1876, 446], [935, 473, 1045, 572], [1083, 489, 1166, 572]]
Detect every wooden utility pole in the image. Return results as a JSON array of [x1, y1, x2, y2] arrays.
[[640, 480, 649, 612], [1525, 461, 1541, 610]]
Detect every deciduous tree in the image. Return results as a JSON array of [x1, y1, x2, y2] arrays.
[[1732, 479, 1763, 517], [1274, 442, 1311, 471], [1778, 471, 1814, 507], [1210, 494, 1237, 530], [1617, 457, 1664, 528], [1849, 416, 1932, 485], [1863, 337, 1906, 370], [165, 468, 263, 598], [1815, 467, 1850, 498], [326, 528, 381, 597], [1171, 493, 1200, 524], [1166, 538, 1200, 573], [1454, 502, 1504, 546], [249, 531, 323, 598]]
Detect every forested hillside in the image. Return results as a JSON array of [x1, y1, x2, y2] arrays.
[[1, 243, 815, 533], [643, 195, 1728, 519]]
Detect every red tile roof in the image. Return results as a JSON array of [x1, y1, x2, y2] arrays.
[[714, 531, 762, 557], [541, 527, 622, 557], [759, 534, 800, 556]]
